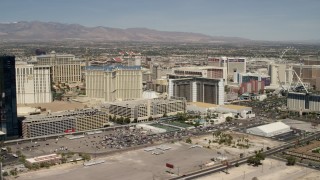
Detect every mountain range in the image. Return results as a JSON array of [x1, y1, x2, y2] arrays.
[[0, 21, 250, 43]]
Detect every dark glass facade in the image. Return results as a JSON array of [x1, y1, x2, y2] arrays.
[[172, 77, 220, 104], [287, 92, 320, 110], [0, 56, 18, 137]]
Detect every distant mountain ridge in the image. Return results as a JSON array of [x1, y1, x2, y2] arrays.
[[0, 21, 250, 43]]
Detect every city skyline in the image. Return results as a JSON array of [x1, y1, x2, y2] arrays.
[[0, 0, 320, 41]]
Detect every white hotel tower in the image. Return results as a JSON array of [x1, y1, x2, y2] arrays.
[[15, 63, 52, 104], [85, 65, 142, 102]]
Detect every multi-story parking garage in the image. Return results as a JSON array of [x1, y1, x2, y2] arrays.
[[22, 108, 109, 138], [102, 97, 186, 122]]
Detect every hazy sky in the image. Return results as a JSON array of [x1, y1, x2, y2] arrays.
[[1, 0, 319, 41]]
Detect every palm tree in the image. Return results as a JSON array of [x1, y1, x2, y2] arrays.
[[245, 139, 249, 146]]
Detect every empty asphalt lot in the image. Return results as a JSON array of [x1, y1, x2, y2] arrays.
[[16, 142, 230, 180]]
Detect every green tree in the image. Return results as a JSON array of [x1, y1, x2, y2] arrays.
[[255, 151, 265, 160], [19, 154, 26, 163], [6, 146, 12, 153], [194, 122, 201, 127], [24, 163, 32, 169], [245, 139, 249, 146], [9, 169, 18, 176], [118, 117, 124, 124], [247, 151, 265, 166], [2, 171, 8, 176], [40, 162, 51, 168], [80, 153, 91, 161], [214, 131, 222, 137], [124, 117, 131, 124], [112, 115, 117, 122], [247, 156, 261, 166], [32, 163, 40, 170], [148, 116, 153, 121], [177, 113, 188, 122], [286, 156, 296, 166], [61, 157, 67, 164], [186, 137, 192, 144], [16, 150, 22, 157], [226, 117, 233, 123]]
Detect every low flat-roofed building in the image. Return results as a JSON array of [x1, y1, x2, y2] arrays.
[[246, 122, 291, 137], [26, 153, 61, 165], [17, 101, 87, 113], [217, 104, 255, 118], [136, 124, 166, 134], [188, 102, 218, 109], [186, 102, 254, 119], [186, 102, 218, 115], [17, 107, 40, 116]]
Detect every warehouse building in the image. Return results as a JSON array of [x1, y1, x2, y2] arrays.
[[246, 122, 291, 137]]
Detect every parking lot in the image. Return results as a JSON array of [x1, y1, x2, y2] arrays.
[[9, 124, 223, 158], [282, 119, 320, 133], [16, 142, 227, 180]]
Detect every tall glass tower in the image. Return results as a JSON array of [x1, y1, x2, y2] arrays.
[[0, 56, 18, 137]]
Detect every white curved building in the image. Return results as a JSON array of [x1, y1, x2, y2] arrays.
[[246, 122, 291, 137]]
